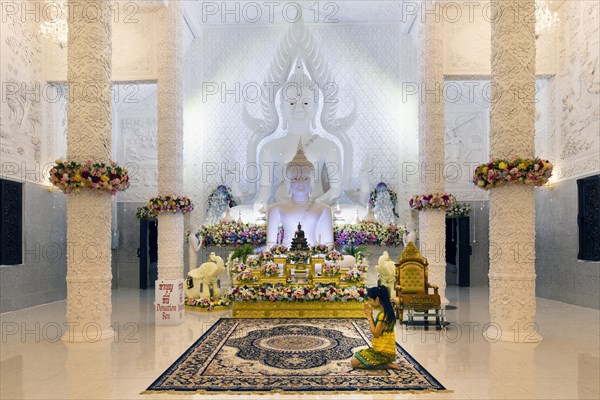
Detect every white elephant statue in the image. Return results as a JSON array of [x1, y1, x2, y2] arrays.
[[185, 252, 225, 301], [377, 251, 397, 301]]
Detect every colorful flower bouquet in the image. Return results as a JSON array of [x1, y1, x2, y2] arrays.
[[226, 283, 367, 303], [325, 250, 344, 262], [355, 264, 369, 273], [343, 268, 364, 283], [229, 262, 248, 274], [246, 255, 261, 269], [50, 160, 129, 195], [234, 270, 257, 283], [409, 193, 457, 211], [446, 202, 472, 217], [311, 244, 329, 255], [368, 182, 399, 217], [136, 205, 156, 220], [148, 195, 194, 214], [257, 251, 274, 263], [473, 157, 553, 189], [185, 297, 231, 310], [260, 262, 280, 277], [270, 244, 289, 255], [288, 251, 309, 263], [323, 263, 341, 276], [334, 222, 404, 247], [200, 222, 266, 247], [206, 184, 237, 211]]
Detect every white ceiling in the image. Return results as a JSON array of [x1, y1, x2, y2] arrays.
[[182, 0, 415, 36]]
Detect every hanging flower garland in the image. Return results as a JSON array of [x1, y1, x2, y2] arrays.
[[473, 157, 553, 190], [206, 185, 237, 211], [147, 195, 194, 214], [49, 160, 129, 194], [136, 205, 156, 220], [409, 193, 457, 211], [368, 182, 399, 218], [446, 202, 471, 217]]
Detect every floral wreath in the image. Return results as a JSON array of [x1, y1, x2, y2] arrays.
[[49, 160, 129, 195], [473, 157, 553, 190], [409, 193, 456, 211], [368, 182, 399, 218], [206, 185, 237, 211], [147, 195, 194, 214]]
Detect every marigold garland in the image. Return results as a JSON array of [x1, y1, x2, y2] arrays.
[[49, 160, 129, 195], [473, 157, 553, 190]]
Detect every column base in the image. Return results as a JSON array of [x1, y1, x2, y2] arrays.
[[61, 327, 116, 343], [484, 325, 543, 344]]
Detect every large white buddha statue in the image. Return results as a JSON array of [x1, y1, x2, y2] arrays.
[[266, 141, 333, 247], [255, 70, 342, 207]]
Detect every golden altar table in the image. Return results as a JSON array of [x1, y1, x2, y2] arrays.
[[232, 300, 364, 318]]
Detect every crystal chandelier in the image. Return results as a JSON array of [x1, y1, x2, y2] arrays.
[[39, 0, 68, 47], [535, 0, 559, 37]]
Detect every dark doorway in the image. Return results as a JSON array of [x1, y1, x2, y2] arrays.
[[445, 216, 471, 287], [139, 219, 158, 289]]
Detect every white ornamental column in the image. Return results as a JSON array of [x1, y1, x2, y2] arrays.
[[156, 1, 185, 324], [416, 2, 448, 304], [488, 0, 542, 342], [64, 0, 114, 341]]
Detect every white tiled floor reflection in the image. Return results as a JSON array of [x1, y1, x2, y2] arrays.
[[1, 286, 598, 399]]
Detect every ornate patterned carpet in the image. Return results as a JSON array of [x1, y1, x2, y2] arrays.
[[145, 318, 446, 394]]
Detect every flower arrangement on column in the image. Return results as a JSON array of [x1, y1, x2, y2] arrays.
[[49, 160, 130, 194], [147, 195, 194, 214], [472, 157, 553, 189], [409, 193, 457, 211]]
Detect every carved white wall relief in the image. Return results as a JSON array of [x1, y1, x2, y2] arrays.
[[44, 10, 158, 82], [443, 1, 555, 77], [444, 81, 490, 201], [488, 0, 541, 343], [0, 7, 45, 178], [552, 1, 600, 180], [117, 108, 159, 202]]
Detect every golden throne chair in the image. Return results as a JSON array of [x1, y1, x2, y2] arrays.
[[395, 242, 444, 328]]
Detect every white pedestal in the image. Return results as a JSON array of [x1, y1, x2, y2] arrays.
[[155, 279, 185, 325]]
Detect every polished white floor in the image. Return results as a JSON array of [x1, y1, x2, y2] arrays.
[[1, 286, 598, 400]]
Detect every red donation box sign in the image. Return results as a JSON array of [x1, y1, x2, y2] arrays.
[[155, 279, 185, 325]]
